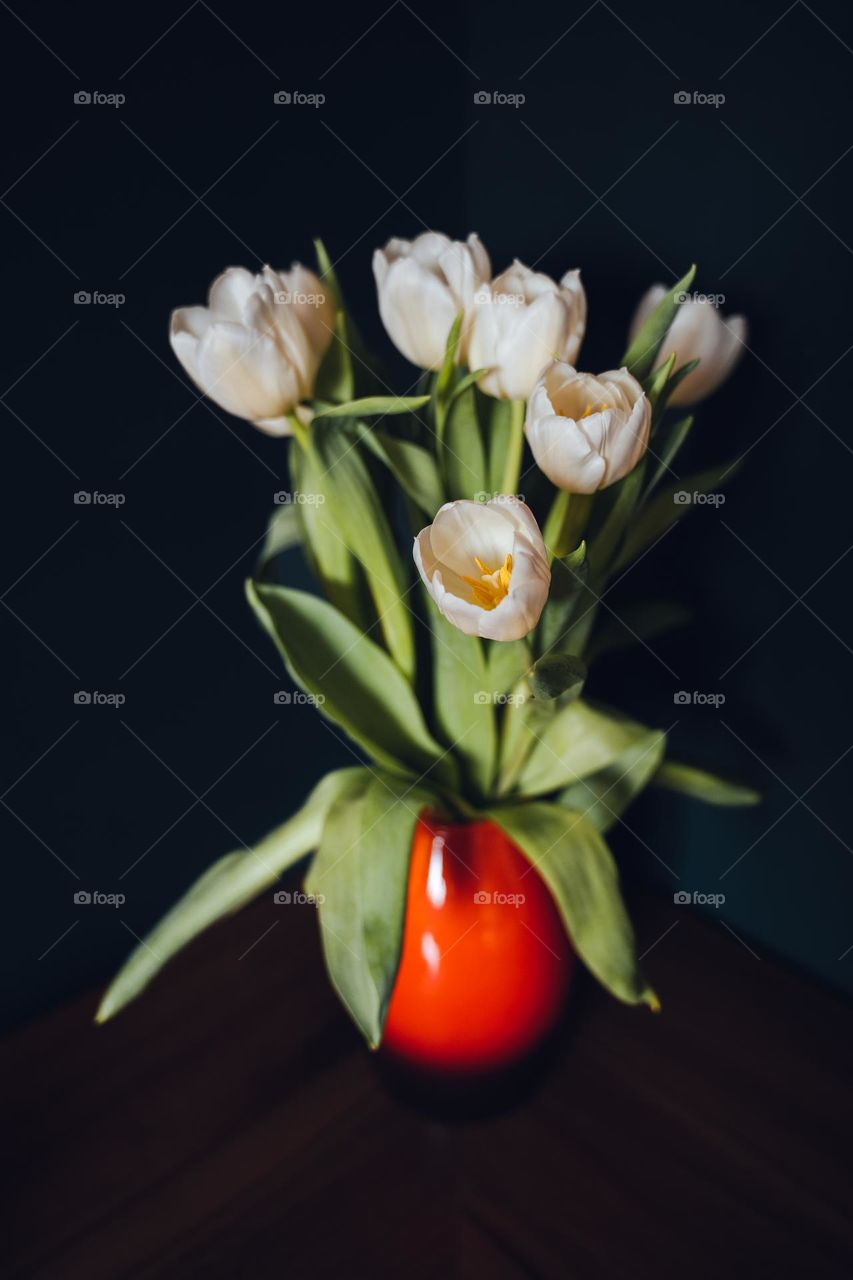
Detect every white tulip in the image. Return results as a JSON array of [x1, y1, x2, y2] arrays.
[[525, 362, 651, 494], [628, 285, 747, 406], [170, 264, 334, 435], [414, 496, 550, 641], [373, 232, 491, 370], [467, 262, 587, 401]]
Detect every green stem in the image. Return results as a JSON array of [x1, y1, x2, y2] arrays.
[[288, 410, 311, 454], [543, 489, 593, 561], [542, 489, 570, 562], [498, 398, 526, 496]]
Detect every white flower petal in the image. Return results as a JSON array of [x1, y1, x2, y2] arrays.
[[208, 267, 259, 322], [195, 323, 301, 421], [413, 498, 550, 642], [628, 284, 747, 405], [374, 231, 492, 371], [526, 361, 649, 493], [377, 258, 457, 370], [170, 260, 331, 429], [469, 262, 587, 401]]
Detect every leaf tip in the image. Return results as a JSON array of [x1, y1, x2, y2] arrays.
[[93, 995, 114, 1025]]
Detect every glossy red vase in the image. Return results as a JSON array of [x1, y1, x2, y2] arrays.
[[382, 814, 574, 1075]]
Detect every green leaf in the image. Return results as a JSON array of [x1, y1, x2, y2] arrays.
[[436, 312, 464, 403], [442, 384, 488, 500], [289, 441, 367, 626], [95, 768, 367, 1024], [621, 264, 697, 381], [314, 237, 379, 396], [485, 638, 531, 698], [514, 700, 658, 799], [450, 368, 489, 408], [489, 802, 658, 1008], [495, 683, 545, 796], [256, 501, 302, 579], [310, 423, 415, 680], [537, 543, 589, 656], [645, 415, 694, 495], [556, 729, 666, 831], [614, 459, 741, 572], [311, 773, 435, 1047], [357, 426, 443, 517], [644, 351, 676, 418], [313, 237, 344, 309], [313, 395, 430, 420], [653, 760, 760, 807], [529, 653, 587, 701], [654, 359, 699, 420], [497, 398, 527, 497], [315, 308, 354, 403], [486, 397, 513, 496], [428, 605, 496, 799], [590, 462, 646, 579], [247, 581, 458, 789]]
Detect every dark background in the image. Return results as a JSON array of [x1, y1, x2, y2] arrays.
[[2, 0, 852, 1031]]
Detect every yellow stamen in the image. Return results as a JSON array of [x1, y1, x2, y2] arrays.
[[581, 401, 609, 418], [462, 553, 513, 610]]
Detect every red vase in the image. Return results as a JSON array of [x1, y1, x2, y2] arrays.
[[382, 814, 574, 1076]]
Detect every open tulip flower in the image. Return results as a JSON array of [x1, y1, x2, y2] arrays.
[[525, 362, 651, 493], [414, 497, 551, 640], [170, 264, 334, 434], [628, 284, 747, 406], [99, 237, 758, 1065]]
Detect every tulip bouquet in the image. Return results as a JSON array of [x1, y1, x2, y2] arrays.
[[98, 232, 756, 1047]]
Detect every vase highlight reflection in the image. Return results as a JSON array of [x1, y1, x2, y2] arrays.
[[382, 815, 574, 1077]]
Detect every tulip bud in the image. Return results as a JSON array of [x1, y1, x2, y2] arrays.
[[170, 264, 334, 435], [467, 263, 587, 401], [628, 285, 747, 406], [373, 232, 491, 370], [525, 362, 651, 494], [414, 496, 550, 641]]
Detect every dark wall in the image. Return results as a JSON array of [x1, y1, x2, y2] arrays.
[[3, 0, 851, 1028]]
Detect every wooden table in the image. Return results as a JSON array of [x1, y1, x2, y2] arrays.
[[4, 888, 852, 1279]]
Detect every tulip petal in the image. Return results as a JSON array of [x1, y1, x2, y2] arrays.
[[414, 498, 550, 641], [378, 258, 458, 370], [195, 322, 301, 421], [208, 267, 259, 322]]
